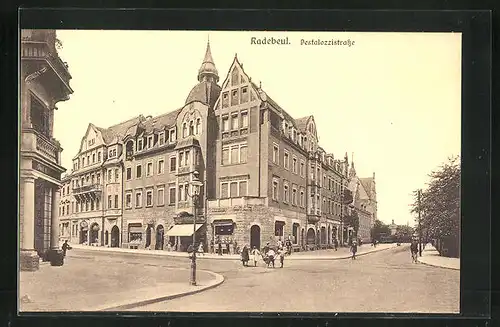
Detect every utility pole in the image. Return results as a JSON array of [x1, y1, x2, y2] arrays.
[[418, 189, 422, 257], [340, 178, 344, 247]]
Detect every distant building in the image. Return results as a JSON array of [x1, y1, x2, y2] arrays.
[[347, 157, 378, 243], [20, 29, 73, 271], [388, 219, 398, 235]]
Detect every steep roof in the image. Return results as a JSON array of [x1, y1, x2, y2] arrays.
[[295, 116, 311, 132], [96, 115, 144, 144], [359, 178, 374, 198]]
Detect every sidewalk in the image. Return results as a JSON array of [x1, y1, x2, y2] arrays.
[[66, 242, 396, 261], [417, 243, 460, 270], [19, 255, 224, 312]]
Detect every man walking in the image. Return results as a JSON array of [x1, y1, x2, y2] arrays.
[[350, 240, 358, 260], [410, 239, 419, 263], [62, 240, 72, 257]]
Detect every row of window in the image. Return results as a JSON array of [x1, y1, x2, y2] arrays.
[[125, 150, 201, 180], [221, 85, 250, 108], [72, 168, 120, 189], [182, 118, 202, 138], [272, 143, 306, 177], [220, 110, 249, 132], [271, 178, 306, 208], [221, 142, 248, 165], [220, 179, 248, 198], [125, 183, 197, 208], [74, 149, 103, 171], [59, 194, 120, 215], [131, 128, 177, 154]]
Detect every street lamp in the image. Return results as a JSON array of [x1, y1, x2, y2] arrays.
[[186, 170, 203, 286]]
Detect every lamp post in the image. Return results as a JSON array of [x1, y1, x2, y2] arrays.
[[417, 189, 422, 257], [187, 170, 203, 286]]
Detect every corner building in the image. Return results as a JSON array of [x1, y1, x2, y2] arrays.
[[20, 29, 73, 270], [66, 41, 377, 252], [207, 51, 355, 252]]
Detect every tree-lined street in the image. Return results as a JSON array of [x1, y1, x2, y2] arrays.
[[60, 245, 459, 313]]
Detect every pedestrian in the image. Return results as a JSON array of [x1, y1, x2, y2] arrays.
[[410, 239, 419, 263], [266, 247, 276, 268], [241, 245, 250, 267], [233, 240, 238, 255], [225, 239, 230, 255], [350, 240, 358, 260], [278, 247, 285, 268], [285, 238, 292, 255], [198, 242, 204, 256], [334, 238, 338, 251], [218, 240, 223, 256], [62, 240, 72, 257], [251, 246, 261, 267], [263, 242, 270, 254], [277, 238, 283, 250]]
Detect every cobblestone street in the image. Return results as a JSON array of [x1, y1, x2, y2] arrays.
[[134, 245, 459, 313], [27, 244, 460, 313]]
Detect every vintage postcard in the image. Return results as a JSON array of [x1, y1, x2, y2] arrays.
[[19, 30, 461, 313]]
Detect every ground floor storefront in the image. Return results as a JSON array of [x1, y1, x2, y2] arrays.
[[59, 216, 122, 248]]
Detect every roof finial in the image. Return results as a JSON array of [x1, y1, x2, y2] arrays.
[[259, 81, 262, 89]]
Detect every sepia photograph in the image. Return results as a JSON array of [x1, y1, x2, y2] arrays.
[[19, 29, 461, 313]]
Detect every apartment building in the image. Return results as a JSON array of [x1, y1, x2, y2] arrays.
[[59, 118, 141, 247], [59, 40, 377, 252]]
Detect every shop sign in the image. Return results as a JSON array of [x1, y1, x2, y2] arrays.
[[32, 160, 60, 179]]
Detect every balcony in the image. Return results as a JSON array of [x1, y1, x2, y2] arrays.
[[21, 34, 73, 102], [73, 184, 103, 194], [307, 215, 321, 224], [72, 184, 102, 201], [21, 128, 62, 165]]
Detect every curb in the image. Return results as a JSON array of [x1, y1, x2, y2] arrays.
[[94, 269, 225, 311], [70, 245, 396, 261], [417, 258, 460, 271]]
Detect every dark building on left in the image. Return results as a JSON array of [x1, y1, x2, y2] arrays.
[[20, 29, 73, 271]]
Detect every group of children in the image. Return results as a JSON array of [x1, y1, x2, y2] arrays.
[[240, 242, 287, 268]]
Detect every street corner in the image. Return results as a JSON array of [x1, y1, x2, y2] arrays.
[[96, 268, 225, 311]]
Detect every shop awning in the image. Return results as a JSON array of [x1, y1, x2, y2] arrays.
[[166, 224, 204, 237]]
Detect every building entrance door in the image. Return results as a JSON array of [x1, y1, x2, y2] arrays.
[[155, 225, 164, 250], [34, 181, 51, 258], [110, 225, 120, 247], [250, 225, 261, 250], [306, 228, 316, 245]]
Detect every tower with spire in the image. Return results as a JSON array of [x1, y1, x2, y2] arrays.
[[197, 39, 219, 83]]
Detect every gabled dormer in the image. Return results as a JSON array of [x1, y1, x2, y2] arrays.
[[215, 55, 261, 111]]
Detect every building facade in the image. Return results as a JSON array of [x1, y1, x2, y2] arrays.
[[59, 41, 377, 252], [20, 29, 73, 270], [59, 118, 141, 247], [347, 159, 378, 243]]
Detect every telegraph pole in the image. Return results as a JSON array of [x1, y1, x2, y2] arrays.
[[417, 189, 422, 257]]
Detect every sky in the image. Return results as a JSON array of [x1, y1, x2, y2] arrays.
[[53, 30, 461, 227]]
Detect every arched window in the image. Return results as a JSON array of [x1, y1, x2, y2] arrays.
[[182, 123, 187, 138], [196, 118, 201, 134], [189, 120, 194, 136]]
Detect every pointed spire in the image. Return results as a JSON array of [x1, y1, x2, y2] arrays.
[[198, 39, 219, 83], [351, 152, 354, 167]]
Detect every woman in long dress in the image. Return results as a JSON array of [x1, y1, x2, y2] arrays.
[[241, 245, 250, 267]]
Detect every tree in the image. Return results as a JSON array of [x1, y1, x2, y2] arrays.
[[344, 210, 360, 237], [410, 156, 460, 256], [370, 219, 390, 240]]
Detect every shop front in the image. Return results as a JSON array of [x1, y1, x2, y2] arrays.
[[166, 223, 205, 252]]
